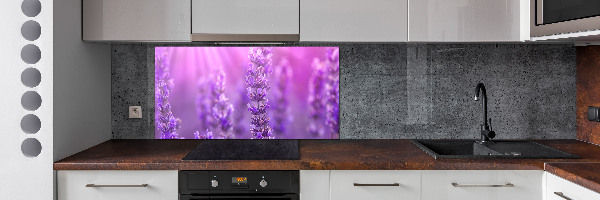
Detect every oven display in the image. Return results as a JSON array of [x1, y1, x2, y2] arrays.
[[232, 177, 247, 184]]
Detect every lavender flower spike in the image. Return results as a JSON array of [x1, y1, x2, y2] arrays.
[[233, 84, 250, 137], [307, 58, 326, 136], [196, 77, 215, 133], [211, 70, 234, 139], [194, 129, 214, 139], [155, 49, 181, 139], [272, 58, 293, 136], [325, 48, 340, 138], [246, 47, 274, 139]]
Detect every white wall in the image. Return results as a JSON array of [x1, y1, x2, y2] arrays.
[[0, 0, 54, 199], [0, 0, 111, 199], [53, 0, 111, 162]]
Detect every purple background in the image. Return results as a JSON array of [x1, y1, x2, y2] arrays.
[[155, 47, 339, 139]]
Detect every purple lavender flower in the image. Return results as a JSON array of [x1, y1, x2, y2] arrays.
[[272, 58, 293, 136], [325, 48, 340, 138], [307, 58, 327, 136], [246, 47, 274, 139], [195, 77, 215, 134], [211, 70, 234, 138], [194, 129, 214, 139], [233, 84, 250, 137], [193, 130, 200, 139], [155, 49, 181, 139]]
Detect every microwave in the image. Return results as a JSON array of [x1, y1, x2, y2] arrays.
[[531, 0, 600, 38]]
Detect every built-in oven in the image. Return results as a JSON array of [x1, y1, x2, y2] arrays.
[[531, 0, 600, 37], [179, 171, 299, 200]]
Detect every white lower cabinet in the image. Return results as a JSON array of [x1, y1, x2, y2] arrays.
[[545, 172, 600, 200], [57, 170, 178, 200], [57, 169, 600, 200], [330, 170, 421, 200], [422, 170, 543, 200], [300, 170, 330, 200]]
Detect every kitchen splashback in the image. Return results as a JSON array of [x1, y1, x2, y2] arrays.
[[112, 43, 576, 139]]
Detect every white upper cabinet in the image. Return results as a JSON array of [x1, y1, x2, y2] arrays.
[[83, 0, 191, 41], [81, 0, 531, 42], [300, 0, 408, 42], [409, 0, 530, 42], [191, 0, 300, 41]]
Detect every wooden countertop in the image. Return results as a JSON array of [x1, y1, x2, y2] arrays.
[[545, 162, 600, 194], [54, 139, 600, 171]]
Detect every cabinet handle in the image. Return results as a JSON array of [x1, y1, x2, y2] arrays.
[[86, 184, 149, 188], [554, 192, 573, 200], [451, 183, 514, 188], [353, 183, 400, 186]]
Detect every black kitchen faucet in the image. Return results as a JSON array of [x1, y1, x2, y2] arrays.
[[474, 83, 495, 143]]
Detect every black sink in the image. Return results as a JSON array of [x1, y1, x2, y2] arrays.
[[412, 140, 579, 159]]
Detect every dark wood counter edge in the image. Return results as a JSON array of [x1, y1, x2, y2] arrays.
[[545, 162, 600, 194], [53, 162, 546, 171]]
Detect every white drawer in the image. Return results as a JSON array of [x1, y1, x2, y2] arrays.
[[545, 172, 600, 200], [422, 170, 543, 200], [57, 170, 178, 200], [330, 170, 421, 200]]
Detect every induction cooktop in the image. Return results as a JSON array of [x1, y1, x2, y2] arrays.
[[182, 140, 300, 160]]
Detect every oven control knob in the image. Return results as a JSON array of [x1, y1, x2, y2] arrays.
[[259, 179, 267, 187], [211, 180, 219, 188]]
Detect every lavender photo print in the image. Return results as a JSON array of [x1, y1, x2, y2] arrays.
[[155, 47, 340, 139]]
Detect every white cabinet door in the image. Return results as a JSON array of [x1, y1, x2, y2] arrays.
[[409, 0, 529, 42], [192, 0, 299, 40], [330, 170, 420, 200], [82, 0, 191, 41], [300, 170, 330, 200], [422, 170, 542, 200], [545, 172, 600, 200], [301, 0, 408, 42], [57, 170, 178, 200]]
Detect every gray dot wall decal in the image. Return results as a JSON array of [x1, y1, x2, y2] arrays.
[[21, 138, 42, 157], [21, 68, 41, 88], [21, 20, 41, 41], [21, 44, 41, 64], [21, 0, 43, 159], [20, 114, 41, 134], [21, 91, 42, 111], [21, 0, 41, 17]]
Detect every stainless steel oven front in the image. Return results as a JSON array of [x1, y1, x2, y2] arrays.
[[531, 0, 600, 37], [179, 171, 299, 200]]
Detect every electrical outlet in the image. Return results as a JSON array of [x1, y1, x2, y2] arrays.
[[129, 106, 142, 119]]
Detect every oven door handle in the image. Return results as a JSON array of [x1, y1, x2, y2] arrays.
[[181, 197, 210, 200], [210, 196, 296, 199]]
